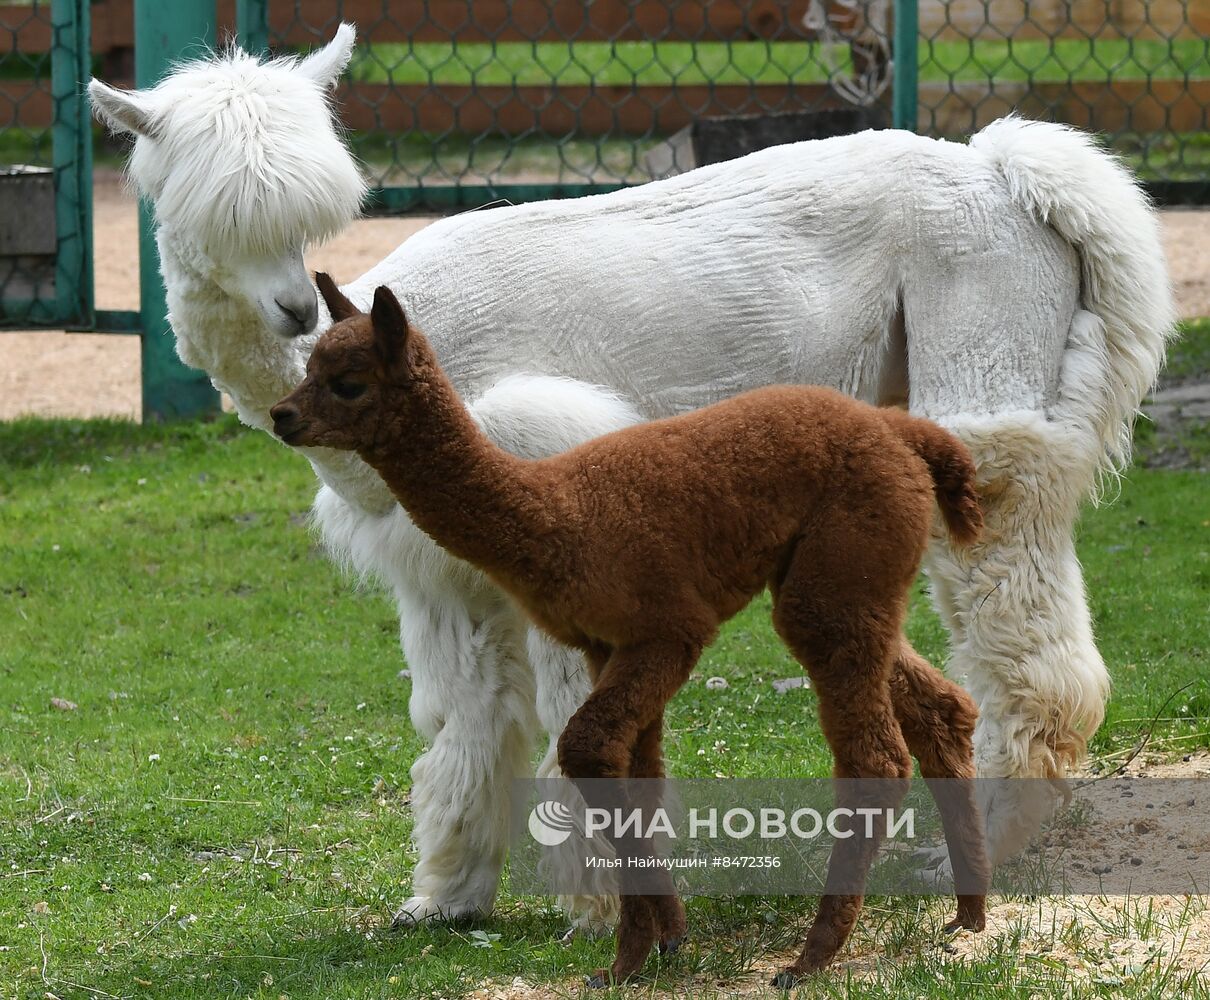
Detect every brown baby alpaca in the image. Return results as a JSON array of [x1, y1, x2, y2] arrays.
[[272, 278, 990, 988]]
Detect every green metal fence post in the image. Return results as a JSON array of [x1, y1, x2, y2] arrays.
[[236, 0, 270, 56], [892, 0, 919, 132], [135, 0, 219, 421], [50, 0, 93, 327]]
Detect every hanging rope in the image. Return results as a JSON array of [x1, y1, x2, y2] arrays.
[[803, 0, 893, 107]]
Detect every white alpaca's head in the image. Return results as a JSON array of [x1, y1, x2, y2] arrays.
[[88, 24, 367, 338]]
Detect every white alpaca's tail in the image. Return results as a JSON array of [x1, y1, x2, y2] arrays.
[[970, 117, 1177, 486]]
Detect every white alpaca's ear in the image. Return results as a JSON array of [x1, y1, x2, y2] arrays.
[[296, 22, 356, 90], [88, 79, 158, 137]]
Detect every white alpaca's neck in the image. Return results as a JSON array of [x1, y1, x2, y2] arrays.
[[156, 229, 396, 515]]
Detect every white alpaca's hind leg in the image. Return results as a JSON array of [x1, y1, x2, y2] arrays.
[[925, 408, 1109, 866], [528, 629, 620, 936], [393, 593, 538, 925]]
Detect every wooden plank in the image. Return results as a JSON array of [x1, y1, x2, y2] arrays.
[[8, 64, 1210, 139], [0, 3, 52, 52], [0, 79, 52, 128], [14, 1, 1203, 57], [334, 76, 1210, 137], [334, 80, 845, 135], [919, 0, 1210, 43], [0, 0, 133, 52], [266, 1, 816, 45], [8, 1, 1209, 53], [217, 0, 1210, 47], [92, 0, 133, 53], [919, 77, 1210, 135]]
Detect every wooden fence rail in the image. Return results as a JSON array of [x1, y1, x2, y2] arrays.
[[5, 1, 1209, 52]]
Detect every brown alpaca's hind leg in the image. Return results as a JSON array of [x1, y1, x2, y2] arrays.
[[890, 642, 989, 931], [630, 714, 687, 955], [768, 541, 914, 988], [557, 642, 698, 986]]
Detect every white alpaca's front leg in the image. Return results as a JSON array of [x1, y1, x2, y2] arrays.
[[528, 629, 620, 936], [393, 591, 538, 925]]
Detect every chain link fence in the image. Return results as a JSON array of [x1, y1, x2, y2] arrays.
[[1, 0, 1206, 321], [261, 1, 876, 211], [912, 0, 1210, 203], [252, 0, 1210, 212], [0, 0, 92, 328]]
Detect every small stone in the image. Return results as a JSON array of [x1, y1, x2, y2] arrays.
[[1092, 864, 1112, 875], [32, 901, 49, 915], [705, 677, 728, 690], [50, 697, 77, 711], [772, 676, 808, 694], [1130, 857, 1143, 866], [397, 669, 412, 681]]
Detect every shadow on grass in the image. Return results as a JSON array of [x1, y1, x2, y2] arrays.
[[70, 894, 828, 1000]]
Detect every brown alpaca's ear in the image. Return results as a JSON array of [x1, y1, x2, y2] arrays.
[[315, 272, 360, 322], [370, 285, 410, 370]]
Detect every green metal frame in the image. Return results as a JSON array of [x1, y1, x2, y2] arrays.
[[51, 0, 94, 327], [236, 0, 270, 57], [1, 0, 94, 327], [892, 0, 918, 132], [134, 0, 219, 420]]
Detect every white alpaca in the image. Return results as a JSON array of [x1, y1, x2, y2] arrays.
[[90, 24, 1174, 894], [90, 28, 631, 930]]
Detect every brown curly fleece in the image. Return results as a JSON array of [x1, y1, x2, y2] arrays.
[[272, 277, 990, 988]]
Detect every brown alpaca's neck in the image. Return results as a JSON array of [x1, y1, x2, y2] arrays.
[[360, 359, 558, 584]]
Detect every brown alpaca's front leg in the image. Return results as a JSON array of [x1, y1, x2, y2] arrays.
[[557, 642, 698, 987], [889, 641, 989, 932]]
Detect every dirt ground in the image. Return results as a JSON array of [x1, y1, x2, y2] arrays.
[[465, 753, 1210, 1000], [1, 173, 1208, 421]]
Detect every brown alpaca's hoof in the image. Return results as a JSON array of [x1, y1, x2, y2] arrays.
[[771, 969, 800, 991], [944, 895, 987, 934], [654, 893, 687, 955], [585, 970, 610, 989]]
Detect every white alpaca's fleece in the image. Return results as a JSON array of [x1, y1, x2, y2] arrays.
[[91, 24, 1174, 899]]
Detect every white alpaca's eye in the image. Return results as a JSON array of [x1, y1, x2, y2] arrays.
[[330, 378, 367, 401]]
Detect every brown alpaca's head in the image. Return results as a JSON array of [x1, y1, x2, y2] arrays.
[[270, 274, 414, 451]]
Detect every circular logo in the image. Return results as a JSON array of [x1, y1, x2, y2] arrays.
[[528, 799, 575, 846]]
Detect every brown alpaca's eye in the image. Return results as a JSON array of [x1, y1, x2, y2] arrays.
[[330, 378, 367, 401]]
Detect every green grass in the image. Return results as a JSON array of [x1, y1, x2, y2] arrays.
[[4, 37, 1205, 91], [1, 416, 1207, 998], [346, 38, 1210, 88], [1133, 319, 1210, 470], [1164, 317, 1210, 385]]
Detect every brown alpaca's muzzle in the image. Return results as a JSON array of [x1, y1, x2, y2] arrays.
[[270, 398, 310, 446]]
